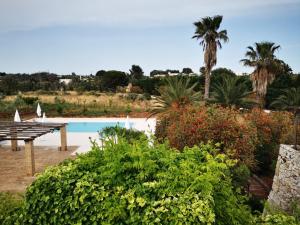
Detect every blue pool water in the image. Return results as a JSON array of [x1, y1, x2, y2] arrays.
[[65, 122, 131, 133]]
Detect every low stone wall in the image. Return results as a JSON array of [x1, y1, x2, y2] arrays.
[[267, 144, 300, 212]]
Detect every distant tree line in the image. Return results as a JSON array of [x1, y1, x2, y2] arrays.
[[0, 64, 299, 109], [0, 65, 194, 95], [0, 72, 61, 95]]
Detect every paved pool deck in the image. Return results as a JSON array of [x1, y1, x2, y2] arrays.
[[0, 146, 77, 192]]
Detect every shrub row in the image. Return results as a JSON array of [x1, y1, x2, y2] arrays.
[[155, 106, 294, 173]]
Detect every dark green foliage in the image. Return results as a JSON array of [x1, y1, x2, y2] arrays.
[[129, 65, 144, 80], [270, 87, 300, 111], [11, 139, 254, 224], [210, 75, 255, 108], [247, 196, 264, 213], [209, 67, 242, 93], [182, 68, 193, 74], [266, 74, 294, 108], [21, 96, 39, 105], [211, 67, 236, 80], [133, 77, 162, 95], [0, 75, 17, 95], [95, 70, 106, 77], [232, 164, 251, 188], [255, 143, 278, 174], [0, 72, 61, 95], [99, 70, 129, 92]]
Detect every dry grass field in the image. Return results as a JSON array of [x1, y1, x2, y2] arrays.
[[2, 91, 153, 117]]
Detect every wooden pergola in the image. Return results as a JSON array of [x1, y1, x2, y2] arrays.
[[0, 122, 68, 176]]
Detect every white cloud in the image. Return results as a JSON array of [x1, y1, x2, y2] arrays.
[[0, 0, 299, 32]]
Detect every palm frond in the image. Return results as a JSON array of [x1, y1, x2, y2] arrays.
[[192, 15, 228, 51], [151, 77, 202, 116], [270, 87, 300, 110], [210, 75, 256, 108]]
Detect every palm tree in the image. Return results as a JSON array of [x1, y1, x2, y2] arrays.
[[210, 75, 255, 108], [241, 42, 282, 106], [270, 88, 300, 111], [151, 77, 201, 116], [193, 15, 229, 100]]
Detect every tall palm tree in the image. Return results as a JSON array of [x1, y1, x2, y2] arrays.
[[210, 75, 255, 108], [193, 15, 228, 100], [151, 77, 201, 116], [241, 42, 282, 106]]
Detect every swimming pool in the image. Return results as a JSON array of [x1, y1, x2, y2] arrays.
[[22, 117, 156, 154], [65, 122, 133, 133]]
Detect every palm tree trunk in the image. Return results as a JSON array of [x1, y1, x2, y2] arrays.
[[204, 68, 210, 100], [255, 94, 265, 109]]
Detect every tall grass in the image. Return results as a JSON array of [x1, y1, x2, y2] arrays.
[[1, 91, 152, 117]]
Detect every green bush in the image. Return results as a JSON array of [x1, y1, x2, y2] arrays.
[[101, 126, 146, 142], [232, 164, 251, 188], [0, 192, 23, 224], [12, 139, 253, 224], [99, 70, 129, 92], [54, 97, 65, 115], [13, 95, 26, 107], [255, 213, 299, 225]]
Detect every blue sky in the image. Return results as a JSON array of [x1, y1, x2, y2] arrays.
[[0, 0, 299, 75]]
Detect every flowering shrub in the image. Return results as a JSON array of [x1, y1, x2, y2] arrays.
[[156, 106, 294, 173], [156, 106, 258, 169], [244, 109, 293, 146], [9, 139, 254, 225], [244, 109, 294, 173]]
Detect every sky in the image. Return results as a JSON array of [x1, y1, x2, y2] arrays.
[[0, 0, 299, 75]]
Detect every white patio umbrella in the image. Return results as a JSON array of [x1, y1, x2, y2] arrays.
[[14, 109, 21, 122], [125, 115, 130, 130], [40, 112, 47, 141], [36, 103, 42, 117], [41, 112, 46, 123]]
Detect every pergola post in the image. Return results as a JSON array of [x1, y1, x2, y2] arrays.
[[10, 127, 19, 151], [11, 140, 18, 151], [60, 125, 67, 151], [25, 140, 35, 176]]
